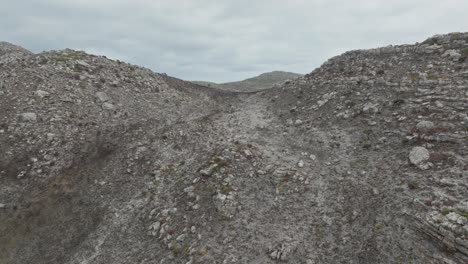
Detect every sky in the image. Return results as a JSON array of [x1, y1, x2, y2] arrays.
[[1, 0, 468, 82]]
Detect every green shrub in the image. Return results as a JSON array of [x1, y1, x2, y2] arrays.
[[220, 185, 234, 194], [450, 33, 462, 41], [442, 208, 468, 218], [408, 180, 418, 190], [460, 47, 468, 58]]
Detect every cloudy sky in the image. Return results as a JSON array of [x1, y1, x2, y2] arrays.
[[1, 0, 468, 82]]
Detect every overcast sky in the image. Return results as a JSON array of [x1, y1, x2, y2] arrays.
[[1, 0, 468, 82]]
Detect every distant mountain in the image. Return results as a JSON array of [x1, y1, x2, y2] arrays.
[[192, 71, 303, 92]]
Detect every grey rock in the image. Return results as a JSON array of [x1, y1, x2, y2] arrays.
[[416, 120, 434, 131], [96, 92, 111, 102], [35, 90, 50, 98], [409, 146, 430, 166], [442, 49, 461, 61], [200, 163, 219, 176], [102, 102, 115, 110], [19, 112, 37, 122], [298, 160, 305, 168]]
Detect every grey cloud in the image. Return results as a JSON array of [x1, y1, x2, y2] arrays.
[[1, 0, 468, 82]]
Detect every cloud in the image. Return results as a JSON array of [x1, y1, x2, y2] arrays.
[[1, 0, 468, 82]]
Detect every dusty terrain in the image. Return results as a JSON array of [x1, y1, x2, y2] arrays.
[[0, 33, 467, 264]]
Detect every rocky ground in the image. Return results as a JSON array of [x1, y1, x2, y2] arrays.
[[0, 33, 467, 264]]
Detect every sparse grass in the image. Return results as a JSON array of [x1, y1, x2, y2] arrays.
[[53, 53, 81, 62], [422, 38, 437, 46], [199, 248, 208, 256], [426, 73, 438, 80], [374, 223, 382, 232], [408, 180, 419, 190], [461, 47, 468, 58], [408, 73, 419, 82], [220, 185, 234, 194], [441, 208, 468, 218], [128, 72, 143, 79], [211, 164, 220, 173], [169, 244, 182, 255], [212, 156, 230, 167], [450, 33, 462, 41]]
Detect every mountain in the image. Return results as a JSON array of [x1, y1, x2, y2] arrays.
[[192, 71, 303, 92], [1, 32, 468, 264]]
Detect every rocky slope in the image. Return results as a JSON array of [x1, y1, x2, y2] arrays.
[[0, 32, 467, 264], [192, 71, 302, 92]]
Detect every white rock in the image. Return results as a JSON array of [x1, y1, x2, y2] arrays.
[[309, 154, 316, 161], [102, 102, 115, 110], [217, 193, 227, 202], [363, 102, 379, 113], [176, 233, 187, 241], [435, 101, 444, 108], [442, 49, 461, 61], [298, 160, 305, 168], [149, 221, 161, 231], [409, 146, 430, 166], [35, 90, 50, 98], [446, 212, 462, 223], [75, 60, 91, 68], [96, 92, 110, 102], [0, 203, 5, 209], [294, 119, 303, 126], [19, 112, 37, 122], [416, 120, 434, 131]]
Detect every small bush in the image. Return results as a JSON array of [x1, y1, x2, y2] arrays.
[[199, 248, 208, 256], [220, 185, 234, 194], [408, 181, 419, 190], [460, 47, 468, 58], [422, 38, 437, 45], [450, 33, 462, 41], [53, 53, 81, 62], [374, 223, 382, 232], [442, 208, 468, 218]]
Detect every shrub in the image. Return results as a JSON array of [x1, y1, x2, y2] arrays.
[[460, 47, 468, 58], [450, 33, 462, 41], [442, 208, 468, 218], [220, 185, 234, 194], [408, 180, 419, 190], [374, 223, 382, 232]]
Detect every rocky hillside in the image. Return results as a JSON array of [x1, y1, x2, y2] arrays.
[[0, 32, 467, 264], [192, 71, 302, 92]]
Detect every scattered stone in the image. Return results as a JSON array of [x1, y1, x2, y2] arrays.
[[35, 90, 50, 98], [409, 146, 431, 170], [200, 163, 219, 176], [19, 112, 37, 122], [96, 91, 111, 102], [416, 120, 434, 131], [298, 160, 304, 168], [102, 102, 115, 110], [442, 49, 461, 61]]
